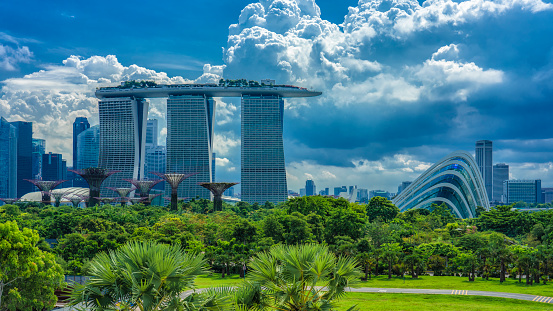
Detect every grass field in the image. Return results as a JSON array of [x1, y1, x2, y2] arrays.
[[195, 273, 553, 297], [357, 275, 553, 296], [334, 293, 549, 311]]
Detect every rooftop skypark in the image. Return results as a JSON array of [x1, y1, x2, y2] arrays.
[[95, 79, 322, 98]]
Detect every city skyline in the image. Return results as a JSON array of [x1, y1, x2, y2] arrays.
[[1, 0, 553, 193]]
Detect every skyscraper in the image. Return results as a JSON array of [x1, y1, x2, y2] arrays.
[[32, 138, 45, 180], [77, 125, 100, 170], [0, 117, 17, 198], [73, 117, 90, 170], [166, 95, 214, 200], [475, 140, 493, 201], [492, 163, 509, 202], [42, 152, 64, 181], [397, 181, 412, 194], [241, 95, 287, 204], [145, 145, 166, 191], [305, 179, 316, 196], [10, 121, 33, 197], [99, 97, 149, 192], [146, 119, 158, 148], [503, 180, 541, 204]]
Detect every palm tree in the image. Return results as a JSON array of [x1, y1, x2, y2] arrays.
[[69, 240, 229, 311], [236, 244, 361, 310]]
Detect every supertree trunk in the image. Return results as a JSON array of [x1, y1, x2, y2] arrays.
[[151, 172, 197, 211], [69, 168, 119, 207], [199, 182, 238, 212]]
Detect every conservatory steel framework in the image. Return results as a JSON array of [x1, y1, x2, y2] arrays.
[[392, 151, 490, 219]]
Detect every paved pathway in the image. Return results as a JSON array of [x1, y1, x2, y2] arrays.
[[347, 287, 553, 304]]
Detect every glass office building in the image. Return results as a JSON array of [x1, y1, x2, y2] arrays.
[[393, 151, 490, 219], [77, 125, 100, 170], [0, 117, 18, 198], [241, 95, 287, 204], [32, 138, 45, 180], [475, 140, 493, 201], [98, 97, 149, 193], [503, 180, 541, 204], [166, 95, 214, 200]]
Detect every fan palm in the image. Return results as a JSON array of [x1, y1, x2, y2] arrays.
[[69, 240, 229, 311], [235, 244, 361, 311]]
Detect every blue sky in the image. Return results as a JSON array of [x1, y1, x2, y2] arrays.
[[1, 0, 553, 193]]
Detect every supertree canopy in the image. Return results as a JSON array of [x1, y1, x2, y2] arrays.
[[199, 182, 239, 212], [124, 179, 162, 206], [94, 197, 118, 205], [69, 168, 120, 207], [24, 179, 67, 204], [50, 191, 67, 207], [151, 172, 197, 210], [107, 187, 134, 204], [65, 195, 83, 208]]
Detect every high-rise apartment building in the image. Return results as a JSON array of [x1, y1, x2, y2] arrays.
[[32, 138, 45, 180], [334, 186, 347, 197], [0, 117, 18, 198], [73, 117, 90, 169], [305, 179, 316, 196], [475, 140, 493, 201], [98, 97, 149, 193], [42, 152, 64, 181], [241, 95, 287, 204], [503, 179, 541, 204], [10, 121, 33, 196], [492, 163, 509, 202], [166, 95, 214, 200]]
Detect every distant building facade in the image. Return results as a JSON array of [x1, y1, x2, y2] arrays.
[[73, 117, 90, 169], [0, 117, 18, 198], [305, 179, 316, 196], [145, 145, 166, 191], [77, 125, 100, 170], [42, 152, 64, 181], [475, 140, 493, 201], [492, 163, 509, 202], [32, 138, 45, 180], [334, 186, 347, 197], [397, 181, 412, 195], [542, 188, 553, 204], [369, 190, 391, 200], [146, 119, 158, 148], [503, 180, 541, 204], [10, 121, 33, 197]]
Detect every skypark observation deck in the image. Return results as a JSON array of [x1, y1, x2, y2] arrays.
[[95, 83, 322, 98]]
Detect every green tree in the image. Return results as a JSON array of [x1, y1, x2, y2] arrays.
[[380, 243, 403, 279], [0, 221, 65, 311], [70, 240, 227, 310], [366, 196, 399, 222], [453, 251, 477, 281], [241, 244, 361, 310]]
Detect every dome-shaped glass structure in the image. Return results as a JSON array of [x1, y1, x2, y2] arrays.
[[392, 151, 490, 218]]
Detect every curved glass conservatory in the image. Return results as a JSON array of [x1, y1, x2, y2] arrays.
[[392, 151, 490, 218]]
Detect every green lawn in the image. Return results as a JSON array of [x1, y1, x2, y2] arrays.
[[195, 273, 245, 288], [357, 275, 553, 296], [334, 293, 549, 311]]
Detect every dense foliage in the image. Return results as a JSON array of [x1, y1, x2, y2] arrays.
[[1, 196, 553, 287]]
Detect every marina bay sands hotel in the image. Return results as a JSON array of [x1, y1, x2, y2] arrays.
[[95, 80, 321, 204]]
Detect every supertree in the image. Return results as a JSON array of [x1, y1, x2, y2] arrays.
[[151, 172, 197, 210], [50, 191, 67, 207], [0, 198, 19, 205], [69, 168, 120, 207], [65, 195, 83, 208], [148, 193, 163, 205], [124, 179, 162, 206], [107, 187, 134, 205], [24, 179, 67, 204], [199, 182, 239, 212]]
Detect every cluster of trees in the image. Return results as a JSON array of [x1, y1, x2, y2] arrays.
[[218, 78, 262, 87], [1, 195, 553, 309]]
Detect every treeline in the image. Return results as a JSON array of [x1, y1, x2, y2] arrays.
[[0, 196, 552, 284]]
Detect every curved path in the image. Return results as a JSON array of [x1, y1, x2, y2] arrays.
[[347, 287, 553, 303]]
